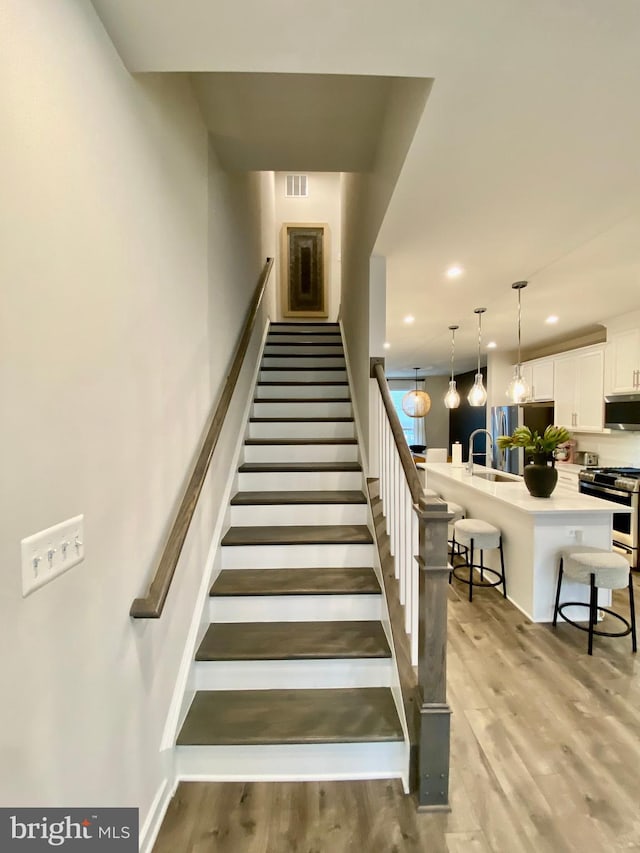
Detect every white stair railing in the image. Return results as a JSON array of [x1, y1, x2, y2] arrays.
[[370, 358, 453, 812]]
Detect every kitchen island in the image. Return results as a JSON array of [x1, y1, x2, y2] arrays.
[[418, 462, 629, 622]]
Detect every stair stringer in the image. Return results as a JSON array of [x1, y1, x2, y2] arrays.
[[158, 316, 272, 754], [339, 316, 412, 794]]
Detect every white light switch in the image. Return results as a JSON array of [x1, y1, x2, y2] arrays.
[[21, 515, 84, 597]]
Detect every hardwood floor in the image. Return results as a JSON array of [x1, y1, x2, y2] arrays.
[[154, 487, 640, 852]]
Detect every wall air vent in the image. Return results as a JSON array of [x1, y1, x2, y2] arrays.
[[285, 175, 308, 197]]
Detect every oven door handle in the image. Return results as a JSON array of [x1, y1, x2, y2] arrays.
[[579, 483, 635, 502]]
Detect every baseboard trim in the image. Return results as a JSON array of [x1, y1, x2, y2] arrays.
[[139, 776, 178, 853]]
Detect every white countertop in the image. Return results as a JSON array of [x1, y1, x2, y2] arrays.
[[418, 462, 629, 516]]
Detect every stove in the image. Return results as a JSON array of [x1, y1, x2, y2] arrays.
[[578, 467, 640, 568], [579, 467, 640, 493]]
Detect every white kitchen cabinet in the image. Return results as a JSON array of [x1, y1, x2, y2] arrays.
[[556, 467, 579, 491], [520, 357, 554, 401], [606, 327, 640, 393], [553, 346, 605, 432]]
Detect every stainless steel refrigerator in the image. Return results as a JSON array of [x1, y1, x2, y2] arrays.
[[491, 403, 555, 474]]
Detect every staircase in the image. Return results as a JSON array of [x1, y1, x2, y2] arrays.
[[175, 322, 408, 784]]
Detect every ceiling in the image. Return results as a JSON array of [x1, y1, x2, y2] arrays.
[[91, 0, 640, 377], [191, 73, 393, 172]]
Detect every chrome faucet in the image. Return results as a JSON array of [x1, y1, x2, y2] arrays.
[[466, 429, 493, 475]]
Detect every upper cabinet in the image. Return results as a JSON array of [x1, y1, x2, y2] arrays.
[[605, 328, 640, 394], [521, 358, 554, 401], [553, 345, 605, 432]]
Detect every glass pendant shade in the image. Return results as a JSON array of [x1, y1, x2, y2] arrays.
[[468, 308, 487, 407], [444, 380, 460, 409], [506, 365, 530, 403], [506, 281, 529, 403], [443, 324, 460, 409], [402, 368, 431, 418], [468, 374, 488, 406]]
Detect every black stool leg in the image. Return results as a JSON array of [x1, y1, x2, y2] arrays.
[[629, 573, 637, 654], [499, 536, 507, 599], [588, 572, 597, 656], [469, 539, 474, 603], [480, 550, 485, 582], [553, 559, 564, 627], [449, 532, 456, 584]]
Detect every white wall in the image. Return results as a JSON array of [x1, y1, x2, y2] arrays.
[[341, 79, 431, 466], [273, 172, 341, 321], [0, 0, 269, 832]]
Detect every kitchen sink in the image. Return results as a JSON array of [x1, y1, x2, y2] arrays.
[[473, 471, 519, 483]]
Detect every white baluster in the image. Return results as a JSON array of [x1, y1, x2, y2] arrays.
[[410, 507, 419, 665], [404, 484, 412, 635], [398, 470, 406, 604]]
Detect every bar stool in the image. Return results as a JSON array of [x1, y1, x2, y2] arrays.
[[553, 546, 637, 655], [446, 501, 466, 562], [450, 519, 506, 602]]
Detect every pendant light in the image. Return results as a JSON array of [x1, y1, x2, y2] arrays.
[[468, 308, 488, 407], [402, 368, 431, 417], [444, 325, 460, 409], [506, 281, 530, 403]]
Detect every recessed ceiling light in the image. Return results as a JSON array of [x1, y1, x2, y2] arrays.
[[404, 315, 415, 325], [446, 265, 464, 279], [383, 341, 391, 349], [545, 315, 559, 325], [486, 341, 497, 349]]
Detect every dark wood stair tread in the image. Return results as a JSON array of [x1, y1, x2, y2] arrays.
[[265, 341, 344, 347], [245, 438, 357, 445], [177, 688, 402, 746], [210, 567, 380, 597], [254, 397, 351, 403], [260, 366, 347, 372], [238, 462, 361, 473], [231, 490, 366, 506], [257, 381, 349, 387], [268, 331, 342, 337], [250, 417, 354, 423], [196, 620, 390, 662], [262, 353, 345, 359], [270, 322, 339, 327], [221, 524, 373, 547]]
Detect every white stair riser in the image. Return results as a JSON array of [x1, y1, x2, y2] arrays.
[[255, 385, 349, 400], [262, 357, 346, 368], [208, 593, 381, 623], [192, 657, 391, 691], [243, 443, 358, 463], [269, 325, 340, 334], [175, 741, 406, 783], [260, 370, 348, 383], [221, 543, 374, 569], [249, 421, 355, 439], [266, 334, 342, 345], [237, 471, 362, 491], [253, 401, 351, 418], [230, 503, 368, 526], [264, 345, 344, 356]]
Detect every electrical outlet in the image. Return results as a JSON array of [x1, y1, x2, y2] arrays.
[[21, 515, 84, 597], [567, 527, 583, 543]]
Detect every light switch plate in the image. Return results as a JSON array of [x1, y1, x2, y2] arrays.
[[21, 515, 84, 597]]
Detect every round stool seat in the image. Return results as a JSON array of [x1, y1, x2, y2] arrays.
[[560, 546, 629, 589], [454, 518, 500, 550], [446, 501, 465, 523]]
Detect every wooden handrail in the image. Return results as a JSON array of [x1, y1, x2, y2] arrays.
[[372, 361, 423, 504], [130, 257, 274, 619]]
